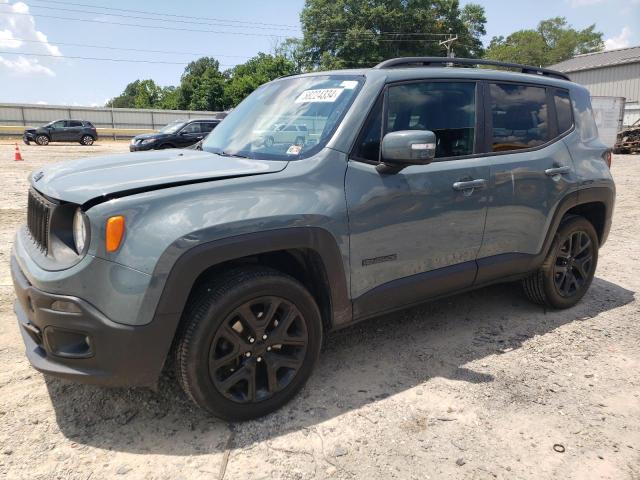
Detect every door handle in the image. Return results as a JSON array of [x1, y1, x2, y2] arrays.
[[452, 179, 487, 191], [545, 166, 571, 176]]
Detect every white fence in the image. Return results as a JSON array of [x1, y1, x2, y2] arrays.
[[0, 103, 226, 138]]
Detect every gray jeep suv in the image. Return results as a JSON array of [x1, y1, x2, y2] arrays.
[[11, 58, 615, 420]]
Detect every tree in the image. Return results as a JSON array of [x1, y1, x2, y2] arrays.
[[295, 0, 486, 70], [176, 57, 227, 111], [106, 79, 164, 109], [485, 17, 603, 66], [224, 53, 297, 107], [157, 86, 181, 110]]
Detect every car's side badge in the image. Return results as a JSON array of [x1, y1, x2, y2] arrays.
[[362, 254, 398, 267]]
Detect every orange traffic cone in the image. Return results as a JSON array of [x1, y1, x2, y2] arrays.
[[14, 143, 23, 161]]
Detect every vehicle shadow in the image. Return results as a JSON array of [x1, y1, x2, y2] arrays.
[[45, 277, 635, 455]]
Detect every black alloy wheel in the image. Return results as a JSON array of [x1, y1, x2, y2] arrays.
[[80, 135, 94, 146], [553, 230, 594, 298], [210, 296, 308, 403], [522, 216, 599, 309], [175, 267, 322, 420]]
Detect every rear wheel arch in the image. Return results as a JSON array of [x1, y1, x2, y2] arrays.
[[562, 201, 607, 244]]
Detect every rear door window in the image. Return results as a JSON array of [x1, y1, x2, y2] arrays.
[[489, 83, 549, 152]]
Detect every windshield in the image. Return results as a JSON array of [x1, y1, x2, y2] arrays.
[[202, 75, 364, 160], [159, 120, 186, 134]]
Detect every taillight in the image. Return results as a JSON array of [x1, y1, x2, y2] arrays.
[[603, 150, 612, 169]]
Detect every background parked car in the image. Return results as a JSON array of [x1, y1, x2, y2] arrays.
[[254, 124, 308, 147], [129, 118, 220, 151], [23, 120, 98, 146]]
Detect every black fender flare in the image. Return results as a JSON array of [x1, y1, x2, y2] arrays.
[[137, 227, 352, 383]]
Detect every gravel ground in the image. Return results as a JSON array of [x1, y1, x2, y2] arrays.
[[0, 141, 638, 480]]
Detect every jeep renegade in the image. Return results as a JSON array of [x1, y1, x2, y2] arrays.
[[11, 58, 615, 420]]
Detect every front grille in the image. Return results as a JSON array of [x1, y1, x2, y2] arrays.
[[27, 188, 52, 253]]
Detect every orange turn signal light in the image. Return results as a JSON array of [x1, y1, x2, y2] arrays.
[[105, 215, 125, 253]]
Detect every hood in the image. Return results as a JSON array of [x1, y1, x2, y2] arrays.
[[24, 128, 36, 133], [132, 132, 168, 141], [31, 149, 288, 206]]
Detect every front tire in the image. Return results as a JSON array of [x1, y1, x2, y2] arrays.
[[523, 216, 599, 309], [35, 135, 49, 146], [175, 267, 323, 420]]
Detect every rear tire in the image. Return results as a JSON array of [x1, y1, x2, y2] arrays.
[[175, 267, 323, 420], [522, 216, 599, 309], [80, 135, 94, 146], [35, 135, 49, 146]]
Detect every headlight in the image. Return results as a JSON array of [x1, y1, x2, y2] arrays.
[[73, 208, 89, 254], [141, 138, 156, 145]]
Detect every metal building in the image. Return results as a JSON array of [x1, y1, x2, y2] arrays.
[[549, 46, 640, 126]]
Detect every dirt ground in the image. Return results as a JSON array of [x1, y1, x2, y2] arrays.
[[0, 140, 638, 480]]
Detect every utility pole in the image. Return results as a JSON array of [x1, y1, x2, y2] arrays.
[[439, 34, 458, 58]]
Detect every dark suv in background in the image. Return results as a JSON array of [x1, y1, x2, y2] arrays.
[[23, 120, 98, 146], [129, 118, 220, 151]]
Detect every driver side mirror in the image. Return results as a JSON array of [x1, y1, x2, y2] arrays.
[[377, 130, 436, 174]]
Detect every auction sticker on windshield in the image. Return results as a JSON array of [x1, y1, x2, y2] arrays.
[[295, 88, 344, 103]]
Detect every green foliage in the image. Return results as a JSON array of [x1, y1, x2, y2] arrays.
[[224, 53, 297, 106], [296, 0, 487, 69], [106, 54, 297, 111], [485, 17, 603, 66], [106, 79, 167, 109], [176, 57, 227, 111]]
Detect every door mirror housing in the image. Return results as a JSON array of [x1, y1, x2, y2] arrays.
[[378, 130, 436, 173]]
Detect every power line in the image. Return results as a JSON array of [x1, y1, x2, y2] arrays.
[[28, 0, 300, 29], [0, 10, 294, 38], [23, 3, 301, 32], [5, 37, 254, 58], [24, 0, 459, 36], [0, 50, 236, 66], [0, 6, 459, 39]]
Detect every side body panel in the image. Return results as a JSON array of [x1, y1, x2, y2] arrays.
[[346, 158, 489, 299], [476, 139, 578, 283]]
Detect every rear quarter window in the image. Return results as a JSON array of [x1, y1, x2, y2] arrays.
[[554, 91, 573, 135]]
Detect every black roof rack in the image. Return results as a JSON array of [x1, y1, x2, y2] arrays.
[[374, 57, 570, 81]]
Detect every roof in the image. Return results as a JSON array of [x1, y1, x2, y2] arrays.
[[285, 64, 576, 90], [549, 45, 640, 73]]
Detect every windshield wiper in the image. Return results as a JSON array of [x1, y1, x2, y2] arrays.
[[219, 150, 250, 159]]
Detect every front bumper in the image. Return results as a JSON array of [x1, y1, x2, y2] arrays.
[[129, 141, 156, 152], [11, 254, 170, 387], [23, 132, 36, 143]]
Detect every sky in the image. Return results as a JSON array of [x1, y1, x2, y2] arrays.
[[0, 0, 638, 106]]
